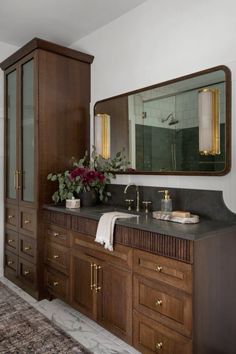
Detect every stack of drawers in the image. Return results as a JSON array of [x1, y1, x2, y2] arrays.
[[133, 249, 193, 354], [44, 224, 70, 302], [5, 206, 37, 294]]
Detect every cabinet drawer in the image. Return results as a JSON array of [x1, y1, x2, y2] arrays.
[[18, 257, 37, 288], [133, 275, 192, 337], [5, 250, 18, 273], [19, 234, 36, 263], [45, 242, 70, 274], [46, 224, 70, 247], [45, 267, 69, 301], [19, 208, 36, 237], [5, 230, 18, 254], [5, 206, 18, 230], [133, 310, 192, 354], [133, 249, 192, 294]]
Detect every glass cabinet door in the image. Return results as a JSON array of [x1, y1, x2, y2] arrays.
[[21, 59, 35, 203], [6, 70, 17, 200]]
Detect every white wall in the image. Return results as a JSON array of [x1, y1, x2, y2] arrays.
[[72, 0, 236, 212], [0, 41, 19, 276]]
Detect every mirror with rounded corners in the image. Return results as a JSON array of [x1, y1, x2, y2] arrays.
[[94, 66, 231, 175]]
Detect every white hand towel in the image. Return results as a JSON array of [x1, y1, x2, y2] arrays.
[[95, 211, 138, 251]]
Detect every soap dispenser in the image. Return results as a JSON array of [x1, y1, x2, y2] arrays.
[[158, 190, 172, 212]]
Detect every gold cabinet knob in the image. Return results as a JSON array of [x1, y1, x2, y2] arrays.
[[23, 270, 30, 275], [156, 299, 163, 306], [156, 342, 163, 350], [8, 239, 14, 244], [156, 266, 163, 272], [24, 220, 31, 225], [53, 281, 59, 287], [8, 215, 14, 220], [7, 260, 13, 265], [53, 254, 59, 259], [24, 246, 31, 251], [53, 232, 59, 237]]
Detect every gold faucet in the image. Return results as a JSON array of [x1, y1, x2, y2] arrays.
[[124, 183, 140, 212]]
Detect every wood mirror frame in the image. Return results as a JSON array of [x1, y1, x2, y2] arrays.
[[94, 65, 231, 176]]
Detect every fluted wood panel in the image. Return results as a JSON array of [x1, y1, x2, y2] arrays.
[[44, 210, 193, 263]]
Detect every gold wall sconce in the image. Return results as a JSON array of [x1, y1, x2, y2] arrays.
[[198, 88, 220, 155], [94, 113, 111, 159]]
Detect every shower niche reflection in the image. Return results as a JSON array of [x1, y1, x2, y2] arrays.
[[94, 66, 231, 175]]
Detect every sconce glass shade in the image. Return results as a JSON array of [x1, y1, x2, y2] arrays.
[[198, 88, 220, 155], [94, 114, 111, 159]]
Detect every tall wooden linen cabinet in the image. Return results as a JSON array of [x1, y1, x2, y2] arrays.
[[0, 38, 94, 299]]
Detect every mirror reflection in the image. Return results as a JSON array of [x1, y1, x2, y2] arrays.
[[94, 66, 231, 175]]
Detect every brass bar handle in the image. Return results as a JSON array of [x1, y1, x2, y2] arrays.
[[16, 170, 21, 190], [23, 270, 30, 276], [95, 265, 101, 293], [53, 255, 59, 259], [156, 342, 163, 350], [90, 263, 95, 290], [7, 260, 13, 266], [24, 246, 31, 251], [53, 281, 59, 287], [156, 299, 163, 307], [14, 170, 17, 190], [155, 266, 163, 272], [24, 220, 31, 225], [8, 239, 14, 244]]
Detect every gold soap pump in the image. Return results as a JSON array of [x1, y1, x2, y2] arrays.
[[158, 190, 172, 212]]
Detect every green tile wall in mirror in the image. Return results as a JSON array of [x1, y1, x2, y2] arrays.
[[94, 66, 231, 175]]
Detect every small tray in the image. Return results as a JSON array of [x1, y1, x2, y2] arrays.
[[152, 211, 199, 224]]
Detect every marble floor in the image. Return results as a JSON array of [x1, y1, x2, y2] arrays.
[[0, 277, 140, 354]]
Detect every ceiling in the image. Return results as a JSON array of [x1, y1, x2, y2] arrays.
[[0, 0, 147, 47]]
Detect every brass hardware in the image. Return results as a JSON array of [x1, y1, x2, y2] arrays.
[[90, 263, 95, 290], [16, 170, 21, 190], [95, 264, 101, 293], [8, 239, 14, 243], [24, 219, 31, 225], [8, 215, 14, 220], [23, 270, 30, 275], [53, 255, 59, 259], [125, 199, 134, 211], [53, 232, 59, 237], [156, 266, 163, 272], [24, 246, 31, 251], [53, 281, 59, 287], [7, 260, 13, 265], [156, 299, 163, 306], [156, 342, 163, 350]]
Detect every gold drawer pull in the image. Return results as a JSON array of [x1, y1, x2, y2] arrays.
[[53, 232, 59, 237], [7, 260, 13, 265], [53, 281, 59, 287], [156, 266, 163, 272], [53, 254, 59, 259], [23, 270, 30, 275], [156, 342, 163, 350], [156, 299, 163, 306], [24, 246, 31, 251], [8, 239, 14, 244], [8, 215, 14, 220], [90, 263, 95, 290], [24, 219, 31, 225], [95, 264, 102, 293]]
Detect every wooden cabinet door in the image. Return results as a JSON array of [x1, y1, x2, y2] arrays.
[[70, 250, 96, 320], [97, 263, 132, 344]]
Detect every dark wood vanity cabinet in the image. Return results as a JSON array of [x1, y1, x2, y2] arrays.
[[43, 208, 236, 354], [1, 38, 93, 298]]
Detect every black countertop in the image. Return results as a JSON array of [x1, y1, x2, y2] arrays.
[[43, 204, 236, 241]]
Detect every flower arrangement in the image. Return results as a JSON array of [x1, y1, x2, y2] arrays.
[[47, 146, 129, 204]]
